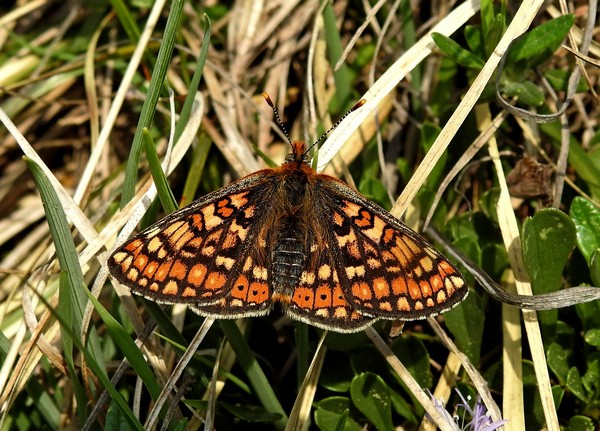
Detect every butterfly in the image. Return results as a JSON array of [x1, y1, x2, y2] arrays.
[[108, 96, 467, 333]]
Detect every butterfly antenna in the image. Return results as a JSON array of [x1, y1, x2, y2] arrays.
[[305, 99, 366, 155], [263, 92, 292, 145]]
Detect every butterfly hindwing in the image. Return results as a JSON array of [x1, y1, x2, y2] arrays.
[[283, 239, 376, 332]]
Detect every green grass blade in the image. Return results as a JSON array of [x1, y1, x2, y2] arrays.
[[84, 289, 162, 400], [108, 0, 141, 43], [25, 157, 90, 417], [36, 289, 144, 431], [322, 3, 352, 112], [219, 320, 288, 429], [180, 132, 213, 206], [174, 14, 211, 144], [120, 0, 185, 206], [25, 158, 86, 326], [143, 128, 178, 213]]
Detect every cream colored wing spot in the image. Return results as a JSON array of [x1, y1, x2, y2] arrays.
[[252, 266, 268, 280]]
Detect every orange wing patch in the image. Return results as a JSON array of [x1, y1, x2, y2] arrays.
[[284, 252, 376, 332]]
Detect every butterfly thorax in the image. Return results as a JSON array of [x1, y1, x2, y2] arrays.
[[270, 141, 317, 300]]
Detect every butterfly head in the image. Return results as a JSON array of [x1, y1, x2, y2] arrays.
[[285, 141, 311, 165], [263, 93, 366, 169]]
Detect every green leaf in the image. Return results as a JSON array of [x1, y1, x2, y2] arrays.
[[566, 367, 589, 402], [25, 158, 94, 420], [172, 419, 188, 431], [358, 177, 390, 210], [484, 14, 506, 58], [333, 410, 350, 431], [479, 0, 495, 42], [355, 43, 376, 68], [322, 3, 352, 112], [552, 385, 565, 410], [567, 415, 596, 431], [180, 132, 213, 206], [320, 352, 354, 392], [421, 123, 448, 189], [555, 320, 576, 353], [523, 360, 547, 430], [444, 289, 484, 364], [174, 14, 210, 145], [542, 124, 600, 200], [390, 336, 432, 388], [546, 342, 569, 385], [314, 397, 363, 431], [507, 15, 575, 65], [478, 187, 501, 224], [464, 25, 484, 57], [452, 236, 480, 287], [431, 33, 484, 69], [389, 387, 418, 423], [35, 289, 143, 430], [522, 210, 576, 339], [25, 159, 86, 332], [109, 0, 141, 44], [501, 80, 545, 106], [454, 236, 482, 265], [570, 197, 600, 264], [581, 352, 600, 394], [584, 328, 600, 347], [428, 57, 459, 118], [106, 398, 134, 431], [575, 300, 600, 332], [590, 249, 600, 287], [481, 243, 509, 280], [350, 373, 393, 431], [544, 68, 589, 93]]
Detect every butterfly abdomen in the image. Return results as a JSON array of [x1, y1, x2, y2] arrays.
[[271, 222, 306, 291]]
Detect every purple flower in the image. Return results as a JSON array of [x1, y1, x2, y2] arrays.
[[428, 389, 508, 431], [428, 389, 460, 430], [455, 389, 508, 431]]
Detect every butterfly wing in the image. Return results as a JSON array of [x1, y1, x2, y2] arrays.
[[108, 171, 279, 317], [312, 176, 467, 321], [281, 236, 377, 332]]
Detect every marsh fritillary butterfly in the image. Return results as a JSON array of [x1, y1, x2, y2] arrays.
[[108, 96, 467, 332]]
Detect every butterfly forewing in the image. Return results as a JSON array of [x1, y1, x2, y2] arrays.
[[109, 172, 278, 312], [314, 176, 467, 320]]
